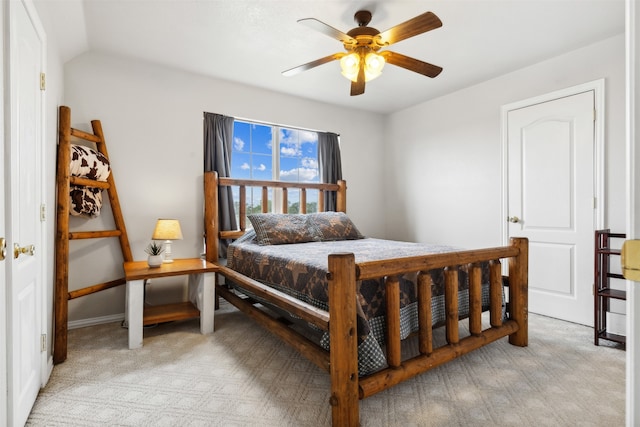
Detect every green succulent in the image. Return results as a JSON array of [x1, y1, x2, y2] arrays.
[[145, 241, 164, 256]]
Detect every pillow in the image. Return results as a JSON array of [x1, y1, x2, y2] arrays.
[[248, 213, 323, 245], [308, 212, 364, 241], [70, 144, 111, 181]]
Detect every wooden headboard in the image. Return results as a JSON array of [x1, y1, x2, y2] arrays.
[[203, 171, 347, 263]]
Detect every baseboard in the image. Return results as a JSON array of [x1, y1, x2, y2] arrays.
[[68, 313, 125, 330]]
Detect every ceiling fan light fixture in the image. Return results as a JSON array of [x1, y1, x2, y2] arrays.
[[340, 52, 385, 82], [288, 10, 443, 95], [340, 53, 360, 82], [364, 52, 385, 81]]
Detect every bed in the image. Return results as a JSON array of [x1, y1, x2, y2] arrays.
[[203, 171, 528, 427]]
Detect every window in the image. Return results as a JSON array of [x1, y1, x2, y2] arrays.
[[230, 120, 320, 216]]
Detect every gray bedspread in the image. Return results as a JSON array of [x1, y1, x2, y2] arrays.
[[227, 231, 494, 375]]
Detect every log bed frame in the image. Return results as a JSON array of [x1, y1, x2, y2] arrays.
[[203, 171, 528, 427]]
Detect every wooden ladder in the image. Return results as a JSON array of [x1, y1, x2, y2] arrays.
[[54, 105, 133, 364]]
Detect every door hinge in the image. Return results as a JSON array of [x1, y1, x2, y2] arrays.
[[41, 334, 47, 352], [40, 72, 46, 90], [40, 204, 46, 221], [593, 108, 596, 122]]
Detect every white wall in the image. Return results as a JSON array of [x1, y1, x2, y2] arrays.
[[384, 34, 626, 249], [63, 52, 386, 322], [61, 35, 626, 324]]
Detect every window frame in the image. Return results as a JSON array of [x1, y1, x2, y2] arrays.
[[231, 119, 321, 215]]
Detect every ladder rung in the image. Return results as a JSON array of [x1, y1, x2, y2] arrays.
[[68, 278, 126, 300], [69, 230, 122, 239], [70, 127, 102, 143], [70, 176, 110, 189]]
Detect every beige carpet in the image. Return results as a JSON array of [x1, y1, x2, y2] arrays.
[[27, 301, 625, 426]]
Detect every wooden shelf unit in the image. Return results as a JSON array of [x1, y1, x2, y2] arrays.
[[124, 258, 216, 348], [594, 229, 626, 346]]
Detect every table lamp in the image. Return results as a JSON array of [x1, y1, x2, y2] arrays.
[[152, 218, 183, 263]]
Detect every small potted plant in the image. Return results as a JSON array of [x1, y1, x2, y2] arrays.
[[145, 241, 164, 267]]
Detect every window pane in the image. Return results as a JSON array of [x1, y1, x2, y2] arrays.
[[233, 122, 250, 153], [231, 152, 251, 179], [252, 124, 272, 154], [278, 128, 318, 183]]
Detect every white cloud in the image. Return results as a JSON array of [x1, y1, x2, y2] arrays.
[[279, 129, 317, 145], [234, 137, 245, 151], [256, 164, 267, 171], [298, 130, 317, 144], [301, 158, 318, 169], [281, 145, 301, 157], [280, 167, 318, 182], [240, 162, 250, 170]]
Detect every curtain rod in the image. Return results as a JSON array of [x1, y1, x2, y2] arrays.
[[204, 111, 339, 136]]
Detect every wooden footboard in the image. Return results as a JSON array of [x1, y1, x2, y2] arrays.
[[326, 239, 528, 426], [203, 171, 528, 427]]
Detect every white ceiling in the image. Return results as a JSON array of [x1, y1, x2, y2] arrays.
[[38, 0, 625, 114]]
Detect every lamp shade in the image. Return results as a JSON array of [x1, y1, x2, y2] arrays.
[[340, 53, 360, 82], [152, 219, 183, 240], [340, 51, 385, 83]]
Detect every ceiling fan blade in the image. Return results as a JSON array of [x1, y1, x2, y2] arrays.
[[282, 53, 344, 77], [380, 51, 443, 78], [298, 18, 356, 44], [377, 11, 442, 46], [350, 64, 366, 96]]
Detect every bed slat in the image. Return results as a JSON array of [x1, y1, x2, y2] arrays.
[[468, 263, 482, 336], [300, 188, 307, 214], [444, 267, 459, 345], [490, 260, 503, 327], [385, 276, 401, 368], [239, 186, 246, 231], [282, 187, 288, 212], [417, 271, 433, 355]]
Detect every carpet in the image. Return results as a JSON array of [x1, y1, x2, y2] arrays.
[[27, 300, 625, 426]]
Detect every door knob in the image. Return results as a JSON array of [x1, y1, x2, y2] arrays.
[[508, 216, 520, 223], [0, 238, 6, 261], [14, 243, 35, 259]]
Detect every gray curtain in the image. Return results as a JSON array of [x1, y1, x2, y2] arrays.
[[318, 132, 342, 211], [203, 112, 237, 258]]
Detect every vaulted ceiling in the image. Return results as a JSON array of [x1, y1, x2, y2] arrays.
[[37, 0, 625, 114]]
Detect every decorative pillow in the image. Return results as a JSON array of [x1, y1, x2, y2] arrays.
[[248, 213, 323, 245], [70, 144, 111, 181], [308, 212, 365, 241]]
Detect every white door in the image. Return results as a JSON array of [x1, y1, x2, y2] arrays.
[[626, 0, 640, 423], [1, 4, 7, 424], [505, 88, 598, 326], [6, 0, 45, 425]]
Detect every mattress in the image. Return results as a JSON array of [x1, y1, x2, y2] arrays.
[[227, 230, 496, 375]]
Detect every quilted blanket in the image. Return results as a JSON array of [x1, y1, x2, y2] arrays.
[[69, 144, 110, 217], [227, 231, 495, 376]]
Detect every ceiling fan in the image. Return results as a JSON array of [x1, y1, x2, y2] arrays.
[[282, 10, 443, 96]]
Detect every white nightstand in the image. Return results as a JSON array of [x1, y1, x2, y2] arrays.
[[124, 258, 216, 349]]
